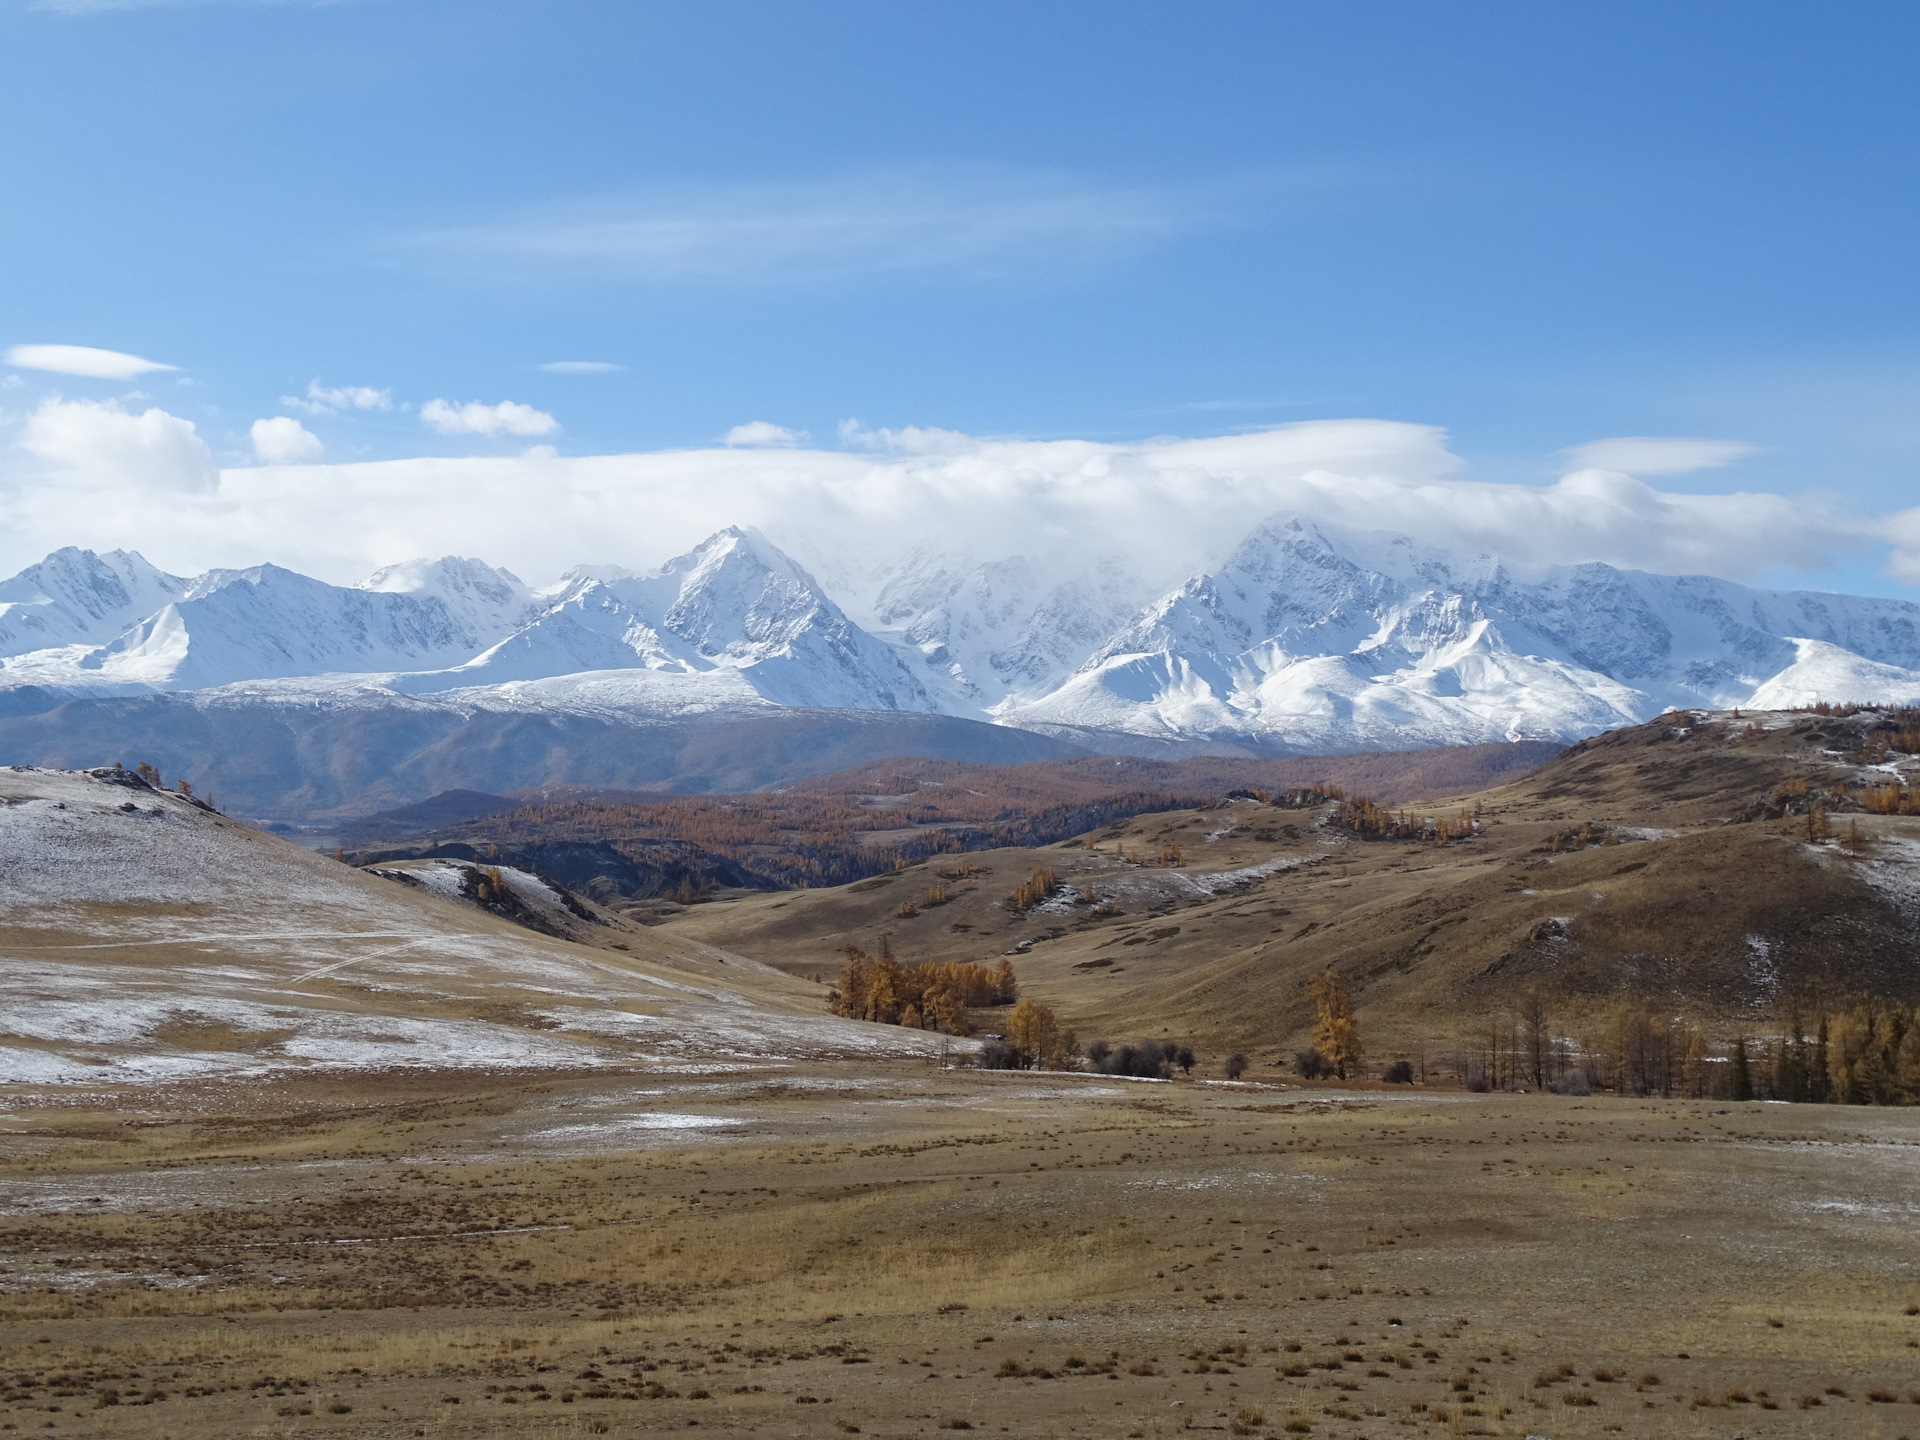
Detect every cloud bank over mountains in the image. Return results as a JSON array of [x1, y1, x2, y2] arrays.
[[2, 408, 1910, 605]]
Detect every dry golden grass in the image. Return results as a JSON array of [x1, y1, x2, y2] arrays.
[[662, 708, 1920, 1062], [4, 1060, 1919, 1438]]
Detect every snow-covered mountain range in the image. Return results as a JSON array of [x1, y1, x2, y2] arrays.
[[5, 516, 1920, 808]]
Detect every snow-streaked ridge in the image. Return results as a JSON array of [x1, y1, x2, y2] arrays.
[[1000, 515, 1920, 750], [5, 516, 1920, 756]]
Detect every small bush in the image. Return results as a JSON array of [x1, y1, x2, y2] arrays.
[[1548, 1068, 1592, 1096], [1868, 1389, 1896, 1403], [995, 1359, 1026, 1378], [1562, 1390, 1597, 1406], [976, 1038, 1023, 1070], [1228, 1403, 1265, 1436], [1093, 1040, 1174, 1079], [1282, 1414, 1313, 1434], [1383, 1059, 1414, 1084]]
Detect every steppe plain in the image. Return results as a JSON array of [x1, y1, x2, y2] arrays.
[[5, 1069, 1919, 1440], [5, 709, 1920, 1439]]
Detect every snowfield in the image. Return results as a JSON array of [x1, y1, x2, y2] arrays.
[[0, 766, 950, 1086]]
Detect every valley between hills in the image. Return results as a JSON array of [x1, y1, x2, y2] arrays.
[[3, 708, 1920, 1440]]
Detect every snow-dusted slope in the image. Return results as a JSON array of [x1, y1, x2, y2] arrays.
[[0, 547, 187, 658], [0, 765, 947, 1085], [1002, 517, 1920, 750]]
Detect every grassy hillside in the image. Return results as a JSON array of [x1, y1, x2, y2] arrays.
[[659, 708, 1920, 1082]]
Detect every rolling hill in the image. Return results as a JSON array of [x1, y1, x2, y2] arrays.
[[0, 764, 948, 1088], [655, 706, 1920, 1068]]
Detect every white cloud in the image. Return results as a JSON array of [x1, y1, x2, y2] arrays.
[[837, 418, 976, 455], [724, 421, 805, 448], [282, 381, 393, 416], [250, 416, 324, 464], [5, 344, 177, 380], [405, 166, 1222, 285], [420, 398, 557, 438], [1558, 436, 1755, 476], [16, 397, 215, 493], [541, 361, 624, 375], [3, 417, 1910, 605]]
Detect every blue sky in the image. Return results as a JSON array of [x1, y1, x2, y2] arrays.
[[4, 1, 1920, 594]]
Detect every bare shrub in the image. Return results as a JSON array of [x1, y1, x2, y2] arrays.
[[974, 1039, 1022, 1071], [1094, 1041, 1173, 1079], [1383, 1059, 1414, 1084]]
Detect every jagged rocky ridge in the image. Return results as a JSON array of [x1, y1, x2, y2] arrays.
[[4, 518, 1920, 813]]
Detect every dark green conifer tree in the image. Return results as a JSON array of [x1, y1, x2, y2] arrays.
[[1728, 1037, 1753, 1101]]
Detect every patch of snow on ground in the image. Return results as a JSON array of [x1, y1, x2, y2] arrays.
[[0, 766, 952, 1083], [1850, 834, 1920, 923], [1745, 935, 1782, 998], [1102, 852, 1308, 905]]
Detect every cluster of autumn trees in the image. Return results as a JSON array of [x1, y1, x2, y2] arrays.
[[1262, 782, 1478, 845], [984, 998, 1077, 1069], [1426, 995, 1920, 1104], [127, 760, 200, 801], [826, 941, 1018, 1034], [1008, 866, 1060, 910], [1335, 794, 1477, 844], [1859, 783, 1920, 816], [1763, 1005, 1920, 1104]]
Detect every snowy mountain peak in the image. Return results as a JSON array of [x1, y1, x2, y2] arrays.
[[392, 529, 937, 712], [1004, 513, 1920, 751], [358, 555, 529, 602], [8, 517, 1920, 756], [0, 547, 189, 659]]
